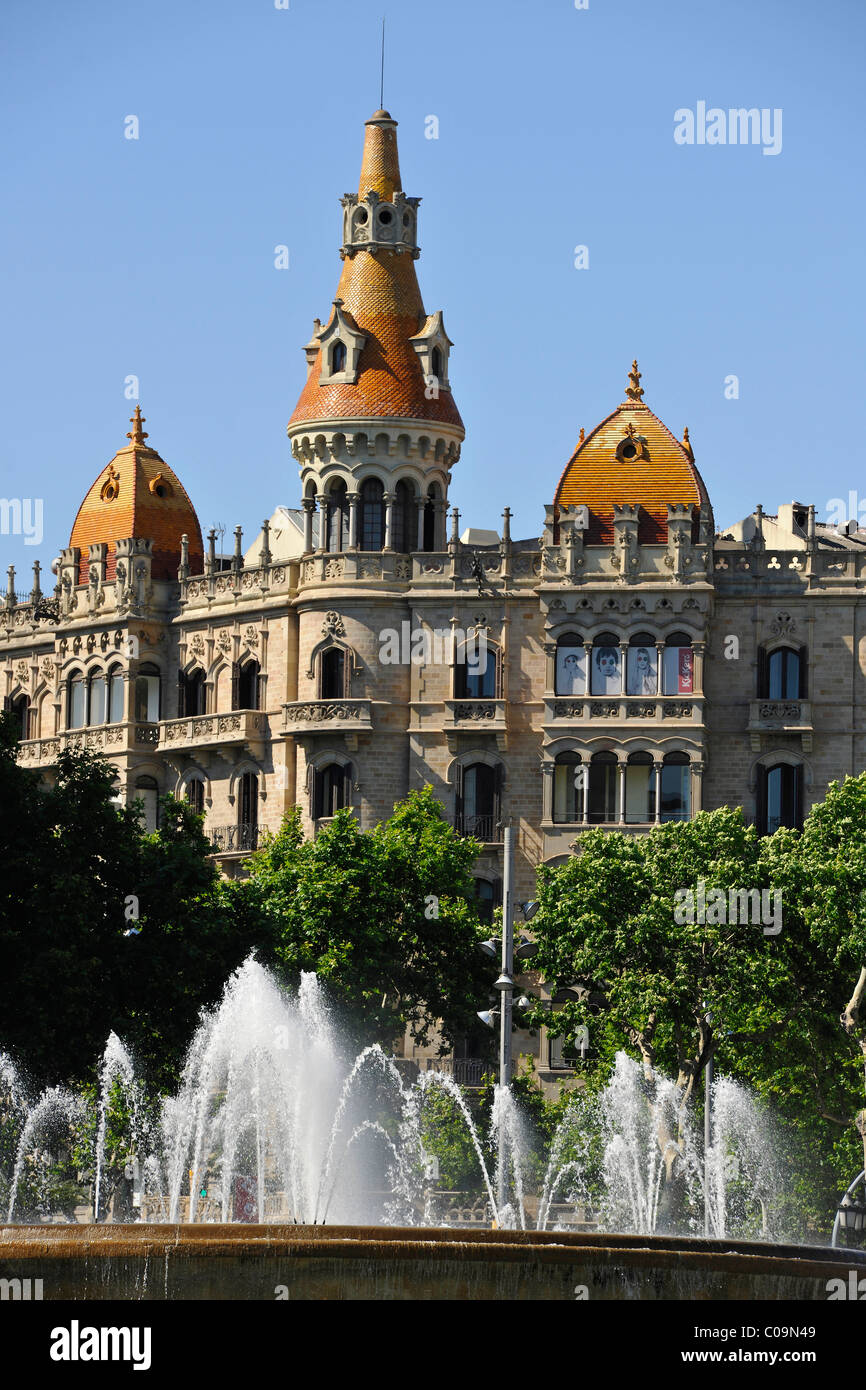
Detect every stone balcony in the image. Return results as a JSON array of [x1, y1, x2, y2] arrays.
[[17, 722, 160, 766], [282, 699, 373, 741], [443, 699, 508, 751], [159, 710, 267, 753], [747, 699, 813, 751], [543, 695, 703, 727]]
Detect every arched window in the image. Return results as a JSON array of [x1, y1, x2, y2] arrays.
[[89, 672, 107, 725], [626, 633, 658, 696], [314, 763, 352, 820], [625, 751, 654, 824], [662, 632, 694, 695], [178, 667, 206, 717], [68, 674, 86, 729], [431, 346, 443, 380], [588, 751, 617, 823], [135, 776, 160, 834], [320, 647, 346, 700], [455, 642, 498, 699], [134, 664, 160, 723], [7, 693, 31, 740], [757, 763, 803, 835], [660, 752, 690, 822], [326, 480, 349, 553], [555, 634, 585, 695], [758, 647, 805, 700], [108, 666, 125, 724], [360, 478, 384, 551], [423, 485, 439, 552], [330, 341, 347, 374], [234, 659, 260, 711], [553, 750, 582, 824], [591, 633, 621, 695], [391, 479, 415, 554], [238, 772, 258, 849], [185, 778, 205, 816], [456, 762, 501, 840]]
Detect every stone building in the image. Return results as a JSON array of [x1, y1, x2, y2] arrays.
[[4, 109, 866, 1082]]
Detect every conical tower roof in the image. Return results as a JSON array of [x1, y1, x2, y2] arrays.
[[68, 407, 204, 582], [288, 111, 464, 432]]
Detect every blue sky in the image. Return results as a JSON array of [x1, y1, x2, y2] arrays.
[[1, 0, 864, 580]]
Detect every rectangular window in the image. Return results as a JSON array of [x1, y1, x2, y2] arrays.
[[663, 647, 693, 694], [627, 646, 658, 696]]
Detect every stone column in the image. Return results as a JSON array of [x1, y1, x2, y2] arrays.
[[653, 760, 663, 823], [656, 642, 665, 694], [619, 642, 629, 698], [618, 759, 627, 825], [347, 492, 359, 550], [383, 492, 394, 551], [691, 760, 704, 817], [544, 642, 557, 696], [416, 498, 425, 552], [692, 640, 705, 696], [541, 761, 554, 822], [304, 500, 318, 553], [583, 643, 593, 696], [436, 499, 448, 552], [582, 761, 590, 823]]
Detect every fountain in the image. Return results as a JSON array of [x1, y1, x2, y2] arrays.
[[1, 958, 863, 1299]]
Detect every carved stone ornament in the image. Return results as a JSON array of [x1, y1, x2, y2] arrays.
[[216, 630, 232, 654], [190, 633, 206, 658], [40, 657, 55, 683], [322, 611, 346, 638], [244, 625, 259, 648], [769, 611, 796, 637], [14, 660, 29, 685]]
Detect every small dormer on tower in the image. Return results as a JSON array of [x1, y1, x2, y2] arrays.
[[316, 299, 367, 386], [409, 311, 453, 393]]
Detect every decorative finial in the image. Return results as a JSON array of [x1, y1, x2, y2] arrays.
[[578, 427, 585, 445], [625, 359, 644, 402], [682, 426, 694, 461], [127, 405, 148, 445]]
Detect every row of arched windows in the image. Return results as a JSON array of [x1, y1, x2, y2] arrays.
[[177, 660, 260, 716], [554, 632, 695, 697], [64, 665, 158, 729], [315, 478, 444, 553]]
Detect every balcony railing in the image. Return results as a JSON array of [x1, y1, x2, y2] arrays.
[[282, 699, 372, 735], [426, 1057, 493, 1088], [16, 722, 159, 766], [747, 699, 813, 750], [455, 814, 501, 843], [210, 823, 261, 854], [544, 696, 700, 723], [160, 710, 265, 750]]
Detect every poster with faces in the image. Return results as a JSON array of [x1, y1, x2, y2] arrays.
[[663, 646, 694, 694], [626, 645, 658, 696], [591, 645, 621, 695], [556, 646, 586, 695]]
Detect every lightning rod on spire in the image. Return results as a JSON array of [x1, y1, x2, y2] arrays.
[[380, 17, 385, 110]]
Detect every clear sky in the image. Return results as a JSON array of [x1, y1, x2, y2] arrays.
[[1, 0, 864, 581]]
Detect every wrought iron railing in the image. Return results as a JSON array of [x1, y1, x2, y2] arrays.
[[210, 823, 260, 853], [455, 814, 500, 842]]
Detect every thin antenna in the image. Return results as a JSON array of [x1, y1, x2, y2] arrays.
[[380, 17, 385, 109]]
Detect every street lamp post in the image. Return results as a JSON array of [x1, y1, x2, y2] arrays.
[[494, 824, 515, 1215]]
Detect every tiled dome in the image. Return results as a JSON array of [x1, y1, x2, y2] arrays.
[[68, 408, 204, 582]]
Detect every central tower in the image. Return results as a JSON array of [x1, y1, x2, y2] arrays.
[[287, 109, 464, 556]]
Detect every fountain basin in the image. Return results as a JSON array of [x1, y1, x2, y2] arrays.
[[2, 1224, 863, 1300]]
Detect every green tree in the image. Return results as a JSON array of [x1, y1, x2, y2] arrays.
[[229, 786, 491, 1052]]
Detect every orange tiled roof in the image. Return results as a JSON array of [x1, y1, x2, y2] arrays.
[[554, 372, 711, 543], [289, 112, 463, 432], [68, 409, 204, 583]]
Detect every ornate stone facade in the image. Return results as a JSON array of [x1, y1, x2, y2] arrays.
[[4, 109, 866, 1083]]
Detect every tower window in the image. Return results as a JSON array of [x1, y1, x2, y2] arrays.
[[320, 648, 346, 700], [314, 763, 352, 820], [431, 346, 443, 379], [330, 341, 347, 374], [378, 208, 393, 225], [360, 478, 385, 551]]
